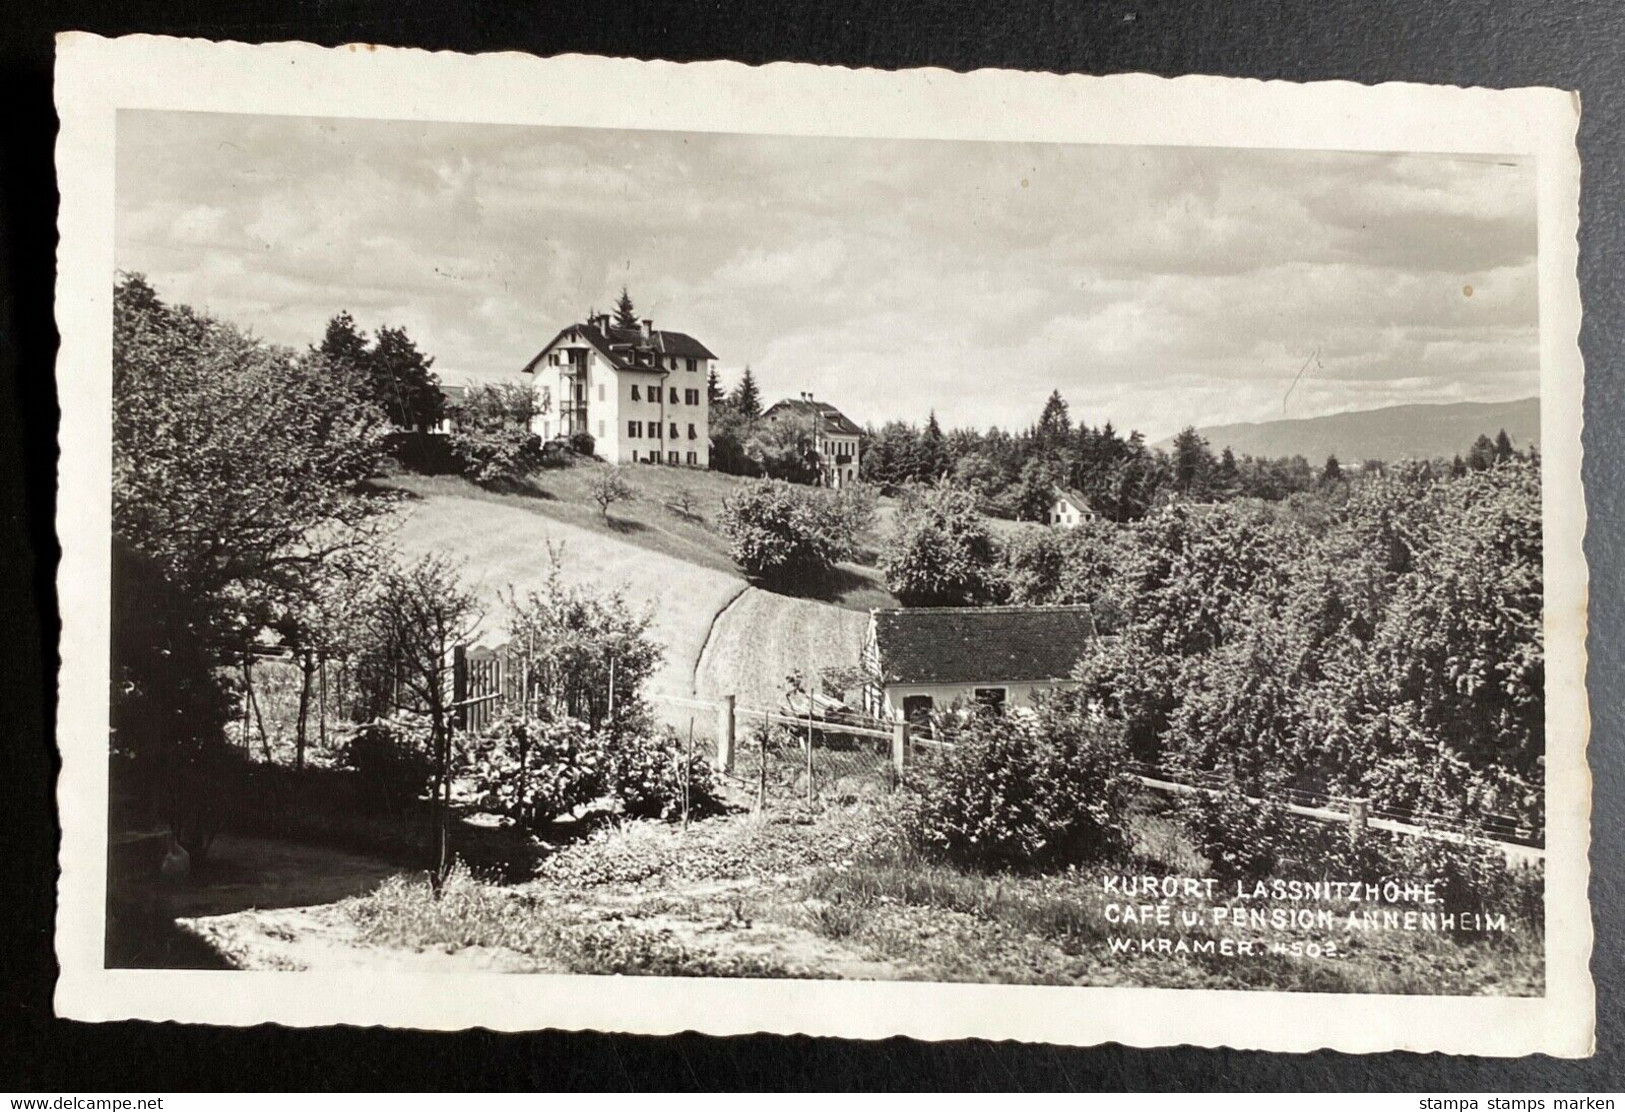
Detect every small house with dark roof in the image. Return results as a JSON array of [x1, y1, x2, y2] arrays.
[[762, 393, 863, 489], [1049, 485, 1095, 529], [520, 309, 717, 467], [862, 605, 1098, 723]]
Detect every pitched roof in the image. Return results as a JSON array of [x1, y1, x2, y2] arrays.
[[1052, 485, 1092, 513], [869, 605, 1097, 686], [763, 397, 864, 437], [522, 319, 717, 375], [440, 383, 470, 406]]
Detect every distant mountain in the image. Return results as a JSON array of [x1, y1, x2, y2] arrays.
[[1163, 397, 1541, 463]]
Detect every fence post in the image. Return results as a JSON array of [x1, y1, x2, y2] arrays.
[[1347, 797, 1369, 842], [717, 694, 736, 774], [452, 644, 469, 731], [891, 720, 910, 782]]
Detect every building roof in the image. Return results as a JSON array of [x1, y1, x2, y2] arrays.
[[763, 397, 863, 437], [440, 383, 471, 407], [1052, 485, 1092, 513], [869, 605, 1097, 686], [521, 317, 717, 375]]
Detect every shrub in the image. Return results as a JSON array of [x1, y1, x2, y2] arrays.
[[903, 695, 1130, 871], [466, 713, 606, 831], [718, 480, 853, 584], [1175, 781, 1291, 883], [445, 383, 547, 484], [340, 712, 435, 811], [568, 430, 596, 458], [605, 726, 720, 821]]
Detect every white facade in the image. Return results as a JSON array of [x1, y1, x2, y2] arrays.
[[524, 317, 712, 468], [763, 397, 863, 488], [1049, 487, 1093, 528], [868, 678, 1068, 723]]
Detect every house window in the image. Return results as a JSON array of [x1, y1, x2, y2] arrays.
[[688, 424, 697, 440], [902, 695, 934, 726], [668, 450, 679, 464], [973, 688, 1008, 714], [628, 421, 641, 439], [670, 387, 679, 404], [686, 358, 696, 371], [686, 451, 697, 465], [670, 423, 679, 439], [685, 388, 699, 405], [598, 384, 605, 401], [631, 385, 640, 401]]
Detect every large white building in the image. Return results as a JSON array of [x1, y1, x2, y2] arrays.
[[521, 311, 716, 468]]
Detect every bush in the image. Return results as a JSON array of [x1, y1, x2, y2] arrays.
[[569, 430, 596, 458], [605, 726, 720, 820], [340, 712, 435, 811], [466, 714, 606, 831], [1175, 781, 1292, 883], [903, 696, 1130, 870], [445, 383, 548, 484], [718, 480, 853, 584]]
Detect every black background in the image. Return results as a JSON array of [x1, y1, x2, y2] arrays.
[[2, 0, 1621, 1092]]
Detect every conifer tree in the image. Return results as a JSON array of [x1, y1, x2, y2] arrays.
[[707, 366, 725, 407], [730, 365, 762, 418], [613, 286, 639, 329]]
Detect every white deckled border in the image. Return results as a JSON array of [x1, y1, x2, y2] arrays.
[[52, 33, 1592, 1055]]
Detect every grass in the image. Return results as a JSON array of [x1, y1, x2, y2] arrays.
[[381, 466, 900, 612], [327, 793, 1544, 994]]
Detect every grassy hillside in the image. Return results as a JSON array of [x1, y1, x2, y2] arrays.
[[1167, 396, 1540, 462], [382, 465, 898, 707]]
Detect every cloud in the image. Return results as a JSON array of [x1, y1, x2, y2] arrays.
[[114, 112, 1539, 440]]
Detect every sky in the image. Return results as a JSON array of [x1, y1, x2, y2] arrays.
[[115, 111, 1539, 441]]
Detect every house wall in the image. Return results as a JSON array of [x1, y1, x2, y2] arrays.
[[874, 680, 1065, 721], [818, 431, 861, 488]]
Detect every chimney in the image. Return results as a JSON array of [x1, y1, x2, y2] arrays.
[[641, 317, 654, 339]]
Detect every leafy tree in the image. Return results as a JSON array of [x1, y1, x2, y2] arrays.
[[446, 382, 550, 484], [588, 465, 634, 521], [881, 485, 1000, 606], [368, 324, 444, 431], [747, 410, 821, 483], [613, 286, 639, 329], [718, 481, 853, 585], [318, 310, 371, 379], [708, 404, 760, 476], [364, 553, 481, 890], [505, 551, 662, 730], [1467, 433, 1498, 471], [729, 364, 762, 418]]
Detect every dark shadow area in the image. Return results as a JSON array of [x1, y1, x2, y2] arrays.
[[604, 516, 650, 535]]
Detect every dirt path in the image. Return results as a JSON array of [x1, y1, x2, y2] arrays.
[[694, 587, 870, 707]]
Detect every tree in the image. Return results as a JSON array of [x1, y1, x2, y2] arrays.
[[881, 485, 1000, 606], [729, 365, 762, 418], [708, 405, 759, 476], [1495, 428, 1517, 463], [446, 382, 550, 484], [318, 311, 371, 379], [365, 553, 481, 891], [1467, 433, 1498, 471], [614, 286, 639, 329], [917, 411, 949, 481], [718, 481, 853, 584], [1036, 390, 1072, 452], [1169, 426, 1215, 500], [588, 466, 634, 521], [1321, 454, 1345, 487], [746, 410, 820, 483], [368, 324, 444, 431], [706, 365, 725, 407]]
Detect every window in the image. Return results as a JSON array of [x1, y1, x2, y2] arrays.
[[973, 688, 1008, 714], [598, 384, 605, 401], [670, 423, 679, 439], [688, 423, 697, 440], [670, 387, 680, 404], [685, 388, 700, 406], [628, 420, 640, 439], [686, 451, 697, 465], [668, 450, 679, 464], [902, 695, 934, 726], [686, 358, 696, 371], [631, 385, 640, 401]]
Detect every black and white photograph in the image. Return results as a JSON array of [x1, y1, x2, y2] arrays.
[[51, 36, 1592, 1054]]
